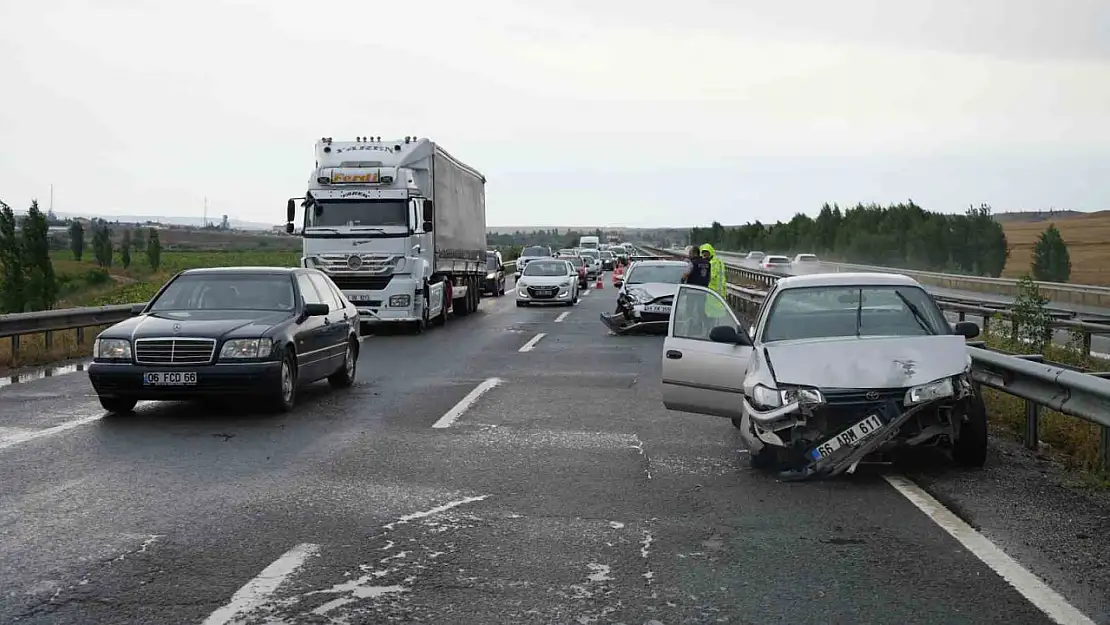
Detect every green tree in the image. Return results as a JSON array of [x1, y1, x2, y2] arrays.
[[1030, 223, 1071, 283], [22, 200, 58, 311], [148, 227, 162, 270], [92, 219, 113, 267], [68, 220, 85, 261], [133, 228, 146, 253], [0, 200, 25, 313], [121, 229, 132, 269]]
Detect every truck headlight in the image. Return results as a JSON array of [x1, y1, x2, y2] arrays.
[[904, 378, 954, 405], [389, 294, 411, 307], [94, 338, 131, 360], [220, 339, 273, 360]]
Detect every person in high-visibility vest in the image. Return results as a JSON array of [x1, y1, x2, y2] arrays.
[[612, 263, 625, 285]]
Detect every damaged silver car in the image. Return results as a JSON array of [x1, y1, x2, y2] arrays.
[[660, 273, 987, 480]]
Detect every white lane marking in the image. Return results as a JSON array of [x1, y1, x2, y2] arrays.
[[554, 312, 569, 323], [382, 494, 491, 530], [0, 415, 103, 451], [884, 475, 1096, 625], [519, 333, 546, 353], [202, 542, 320, 625], [580, 290, 590, 297], [431, 377, 502, 429]]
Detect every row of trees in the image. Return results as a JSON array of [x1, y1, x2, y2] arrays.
[[690, 201, 1010, 276], [0, 198, 167, 314], [68, 219, 162, 271], [0, 200, 58, 313]]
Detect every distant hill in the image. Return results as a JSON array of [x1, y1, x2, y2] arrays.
[[993, 210, 1093, 224], [18, 210, 279, 231]]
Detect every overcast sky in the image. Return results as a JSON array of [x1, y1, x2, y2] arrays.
[[2, 0, 1109, 228]]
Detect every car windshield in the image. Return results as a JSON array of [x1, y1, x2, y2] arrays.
[[306, 199, 407, 228], [766, 256, 790, 263], [486, 254, 500, 270], [523, 261, 568, 276], [626, 264, 687, 284], [522, 246, 550, 257], [149, 274, 296, 312], [600, 251, 614, 259], [562, 256, 584, 267], [579, 250, 599, 259], [761, 285, 948, 342]]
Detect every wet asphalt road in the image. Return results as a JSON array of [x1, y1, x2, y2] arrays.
[[1, 276, 1109, 624]]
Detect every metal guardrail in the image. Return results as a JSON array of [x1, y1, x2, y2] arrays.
[[640, 244, 1110, 470]]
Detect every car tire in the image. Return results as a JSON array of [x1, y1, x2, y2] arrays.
[[99, 396, 137, 414], [953, 393, 988, 467], [271, 351, 298, 413], [328, 339, 358, 389]]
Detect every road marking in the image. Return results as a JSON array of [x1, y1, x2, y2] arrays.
[[554, 312, 569, 323], [383, 494, 492, 530], [884, 475, 1096, 625], [202, 542, 320, 625], [519, 333, 546, 352], [431, 377, 502, 429], [0, 415, 103, 451], [580, 290, 590, 297]]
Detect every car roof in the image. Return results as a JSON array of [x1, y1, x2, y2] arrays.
[[776, 272, 922, 290], [180, 266, 300, 276], [628, 260, 687, 268]]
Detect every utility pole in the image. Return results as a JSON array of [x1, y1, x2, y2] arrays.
[[203, 196, 208, 228], [50, 184, 54, 212]]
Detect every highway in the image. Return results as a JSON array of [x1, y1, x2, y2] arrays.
[[2, 276, 1109, 624]]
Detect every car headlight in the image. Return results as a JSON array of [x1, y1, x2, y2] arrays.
[[750, 384, 823, 410], [94, 338, 131, 360], [389, 294, 411, 307], [220, 339, 273, 360], [627, 288, 652, 304], [516, 280, 527, 288], [904, 378, 955, 405], [487, 273, 497, 279]]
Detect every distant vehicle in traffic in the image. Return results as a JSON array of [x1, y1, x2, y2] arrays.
[[793, 253, 819, 264], [557, 248, 578, 257], [88, 267, 361, 415], [579, 235, 600, 250], [760, 255, 792, 270], [659, 272, 986, 479], [599, 250, 616, 271], [516, 259, 580, 306], [601, 259, 688, 335], [745, 251, 765, 261], [516, 245, 553, 277], [578, 249, 602, 278], [558, 254, 590, 290], [483, 250, 506, 296]]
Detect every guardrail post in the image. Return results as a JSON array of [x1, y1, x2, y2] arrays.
[[77, 327, 85, 344], [44, 330, 52, 350], [1024, 400, 1040, 450], [1101, 427, 1110, 472], [958, 311, 966, 322], [9, 335, 18, 361], [982, 316, 990, 336], [1011, 316, 1018, 339], [1083, 332, 1093, 358]]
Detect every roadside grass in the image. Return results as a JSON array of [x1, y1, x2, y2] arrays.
[[1, 250, 301, 371]]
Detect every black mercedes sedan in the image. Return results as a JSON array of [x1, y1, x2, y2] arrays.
[[87, 266, 361, 414]]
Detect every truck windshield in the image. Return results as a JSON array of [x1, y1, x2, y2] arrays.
[[307, 200, 408, 229]]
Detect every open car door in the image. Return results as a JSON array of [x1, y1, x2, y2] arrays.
[[661, 285, 754, 419]]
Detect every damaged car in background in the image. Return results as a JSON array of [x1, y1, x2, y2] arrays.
[[601, 259, 689, 335], [660, 273, 987, 480]]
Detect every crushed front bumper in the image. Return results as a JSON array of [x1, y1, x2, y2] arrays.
[[599, 312, 668, 335]]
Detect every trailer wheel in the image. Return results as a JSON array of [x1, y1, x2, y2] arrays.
[[455, 279, 473, 317]]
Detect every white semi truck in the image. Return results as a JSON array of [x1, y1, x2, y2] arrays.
[[285, 136, 487, 333]]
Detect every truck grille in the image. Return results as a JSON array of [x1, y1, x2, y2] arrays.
[[329, 275, 394, 291], [135, 338, 216, 365]]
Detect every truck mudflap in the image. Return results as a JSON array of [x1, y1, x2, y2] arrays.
[[776, 398, 939, 481], [599, 312, 668, 335]]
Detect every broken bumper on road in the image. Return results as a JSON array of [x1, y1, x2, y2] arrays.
[[599, 312, 668, 335]]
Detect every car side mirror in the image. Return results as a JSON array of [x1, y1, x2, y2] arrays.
[[614, 280, 623, 287], [286, 198, 295, 223], [285, 223, 295, 234], [954, 321, 980, 339], [423, 220, 434, 232], [709, 325, 751, 346], [130, 303, 146, 316], [304, 303, 330, 317]]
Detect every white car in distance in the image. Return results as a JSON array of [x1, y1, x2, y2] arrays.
[[793, 253, 819, 264], [516, 259, 580, 307], [760, 255, 792, 270]]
